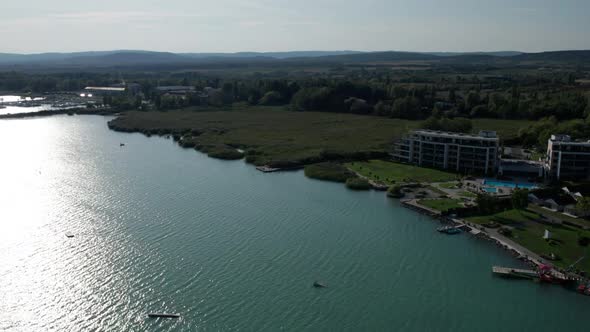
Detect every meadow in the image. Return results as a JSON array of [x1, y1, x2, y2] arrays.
[[109, 104, 532, 167]]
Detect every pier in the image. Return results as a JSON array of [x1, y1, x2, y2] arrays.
[[492, 266, 538, 279]]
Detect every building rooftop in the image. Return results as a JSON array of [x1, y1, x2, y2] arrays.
[[412, 129, 499, 141], [84, 86, 126, 92], [155, 86, 196, 91], [550, 134, 572, 142], [550, 134, 590, 145]]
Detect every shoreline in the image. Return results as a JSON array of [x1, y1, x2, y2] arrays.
[[402, 197, 584, 282], [0, 107, 118, 119]]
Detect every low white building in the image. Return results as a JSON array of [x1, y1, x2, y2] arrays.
[[393, 129, 500, 175]]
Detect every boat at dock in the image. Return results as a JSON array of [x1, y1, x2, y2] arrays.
[[437, 226, 462, 235], [256, 166, 281, 173], [148, 313, 181, 319], [576, 282, 590, 295]]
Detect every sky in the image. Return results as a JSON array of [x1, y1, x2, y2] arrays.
[[2, 0, 589, 54]]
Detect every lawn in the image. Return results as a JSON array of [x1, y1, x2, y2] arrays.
[[418, 198, 463, 212], [347, 160, 458, 184], [458, 191, 477, 198], [527, 204, 590, 229], [512, 221, 590, 272], [439, 182, 459, 189], [467, 209, 590, 272], [466, 209, 540, 225], [109, 105, 533, 167]]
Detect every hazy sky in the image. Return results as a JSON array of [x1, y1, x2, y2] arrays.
[[2, 0, 589, 53]]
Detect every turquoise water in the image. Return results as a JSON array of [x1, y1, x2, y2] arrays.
[[483, 187, 498, 193], [0, 115, 588, 331], [484, 179, 538, 189]]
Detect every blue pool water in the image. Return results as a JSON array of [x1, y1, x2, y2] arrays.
[[484, 179, 538, 189], [483, 187, 498, 193]]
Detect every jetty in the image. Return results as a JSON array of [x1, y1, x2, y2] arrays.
[[492, 266, 538, 279], [492, 265, 576, 283], [400, 199, 441, 216]]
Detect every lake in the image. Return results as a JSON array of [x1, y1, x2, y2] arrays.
[[0, 95, 85, 115], [0, 115, 588, 331]]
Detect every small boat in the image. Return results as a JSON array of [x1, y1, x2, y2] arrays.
[[120, 143, 125, 147], [437, 226, 462, 235], [65, 233, 75, 238], [148, 313, 181, 319], [313, 281, 328, 288], [577, 283, 590, 295]]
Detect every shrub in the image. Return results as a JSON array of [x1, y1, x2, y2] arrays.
[[387, 185, 404, 198], [345, 178, 371, 190], [498, 227, 513, 237], [200, 145, 244, 160], [304, 162, 356, 183]]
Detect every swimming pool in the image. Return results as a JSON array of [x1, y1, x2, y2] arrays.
[[483, 179, 538, 189], [482, 187, 498, 193]]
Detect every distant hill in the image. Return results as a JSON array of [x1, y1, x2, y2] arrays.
[[512, 50, 590, 63], [66, 51, 190, 66], [0, 49, 588, 69], [181, 51, 362, 59], [286, 51, 441, 64], [426, 51, 522, 57]]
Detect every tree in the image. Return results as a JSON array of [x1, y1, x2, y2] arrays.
[[576, 197, 590, 216], [449, 88, 456, 103], [511, 189, 529, 210], [476, 194, 502, 215], [387, 185, 404, 198], [423, 116, 472, 133], [258, 91, 284, 105], [578, 234, 590, 247]]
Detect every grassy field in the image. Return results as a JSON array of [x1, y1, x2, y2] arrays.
[[347, 160, 458, 184], [418, 198, 463, 212], [467, 209, 539, 225], [109, 104, 533, 167], [467, 209, 590, 272]]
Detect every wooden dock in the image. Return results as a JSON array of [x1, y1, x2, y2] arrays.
[[492, 266, 538, 279]]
